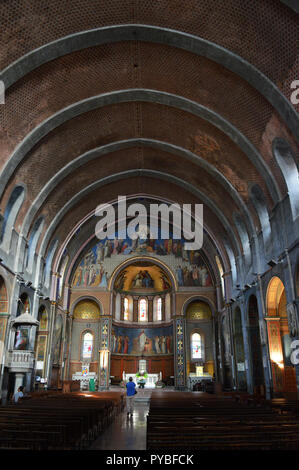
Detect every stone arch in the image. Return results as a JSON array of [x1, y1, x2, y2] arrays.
[[265, 276, 296, 397], [249, 183, 272, 253], [0, 185, 25, 253], [182, 295, 216, 317], [108, 256, 178, 293], [233, 213, 251, 266], [71, 296, 103, 318], [26, 216, 44, 273], [0, 89, 280, 205], [1, 24, 297, 140], [272, 138, 299, 219]]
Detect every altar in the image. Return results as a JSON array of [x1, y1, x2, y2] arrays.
[[124, 373, 159, 388], [72, 372, 97, 390], [188, 373, 213, 390]]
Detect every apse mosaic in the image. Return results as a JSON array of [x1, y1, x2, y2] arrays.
[[71, 232, 213, 289], [111, 325, 173, 355]]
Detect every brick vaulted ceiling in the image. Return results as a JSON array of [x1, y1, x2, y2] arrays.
[[0, 0, 298, 270]]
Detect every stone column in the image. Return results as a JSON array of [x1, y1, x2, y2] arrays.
[[120, 294, 125, 321], [98, 316, 112, 390], [14, 373, 25, 394], [173, 316, 187, 390], [64, 314, 73, 380], [44, 301, 57, 388], [133, 296, 139, 322], [161, 295, 166, 322], [148, 296, 153, 322], [226, 303, 237, 389]]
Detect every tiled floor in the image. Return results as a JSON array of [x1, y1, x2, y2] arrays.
[[90, 402, 149, 450]]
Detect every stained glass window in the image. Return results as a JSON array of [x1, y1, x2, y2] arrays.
[[82, 332, 93, 359], [124, 297, 129, 321], [139, 299, 147, 322], [191, 333, 202, 359], [157, 297, 162, 321]]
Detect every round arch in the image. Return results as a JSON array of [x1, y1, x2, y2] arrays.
[[265, 276, 296, 396], [182, 295, 216, 318], [266, 276, 287, 317], [1, 24, 297, 141], [70, 296, 103, 318], [108, 255, 178, 292]]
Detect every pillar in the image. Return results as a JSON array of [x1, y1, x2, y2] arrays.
[[14, 373, 25, 394], [161, 295, 166, 322], [133, 296, 139, 322], [120, 294, 125, 321], [173, 316, 187, 390], [98, 316, 112, 390], [148, 296, 153, 322]]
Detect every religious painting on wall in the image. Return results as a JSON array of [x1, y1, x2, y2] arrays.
[[111, 325, 173, 355], [52, 315, 63, 364], [14, 326, 30, 350], [0, 317, 7, 342], [36, 335, 47, 368], [71, 230, 213, 289]]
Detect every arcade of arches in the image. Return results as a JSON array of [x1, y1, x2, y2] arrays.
[[0, 0, 298, 409]]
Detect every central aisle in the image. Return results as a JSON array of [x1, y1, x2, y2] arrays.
[[90, 402, 149, 450]]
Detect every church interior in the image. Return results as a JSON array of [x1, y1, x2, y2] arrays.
[[0, 0, 298, 452]]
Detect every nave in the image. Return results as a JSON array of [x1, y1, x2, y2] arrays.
[[1, 389, 299, 450]]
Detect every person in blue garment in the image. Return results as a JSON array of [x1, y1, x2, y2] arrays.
[[126, 376, 136, 417]]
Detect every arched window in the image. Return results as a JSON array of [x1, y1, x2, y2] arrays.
[[82, 331, 93, 360], [191, 333, 202, 359], [157, 297, 162, 321], [139, 298, 148, 322], [124, 297, 129, 321]]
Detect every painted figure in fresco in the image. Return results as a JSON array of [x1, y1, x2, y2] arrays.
[[132, 272, 143, 288], [161, 336, 166, 354], [160, 273, 171, 290], [14, 328, 29, 350], [114, 270, 127, 290], [111, 331, 117, 352], [73, 265, 83, 287], [123, 335, 129, 354], [139, 330, 147, 352], [99, 271, 108, 288], [117, 336, 123, 353], [166, 335, 172, 353], [142, 270, 154, 288], [96, 243, 104, 262], [176, 266, 184, 287], [154, 335, 161, 354], [144, 337, 153, 353]]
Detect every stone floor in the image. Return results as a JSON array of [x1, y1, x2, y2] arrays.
[[90, 402, 149, 450], [90, 387, 179, 450]]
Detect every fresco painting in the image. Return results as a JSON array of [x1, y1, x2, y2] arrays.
[[72, 232, 213, 288], [111, 325, 173, 355]]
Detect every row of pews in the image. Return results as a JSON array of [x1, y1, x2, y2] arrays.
[[147, 391, 299, 450], [0, 391, 124, 450]]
